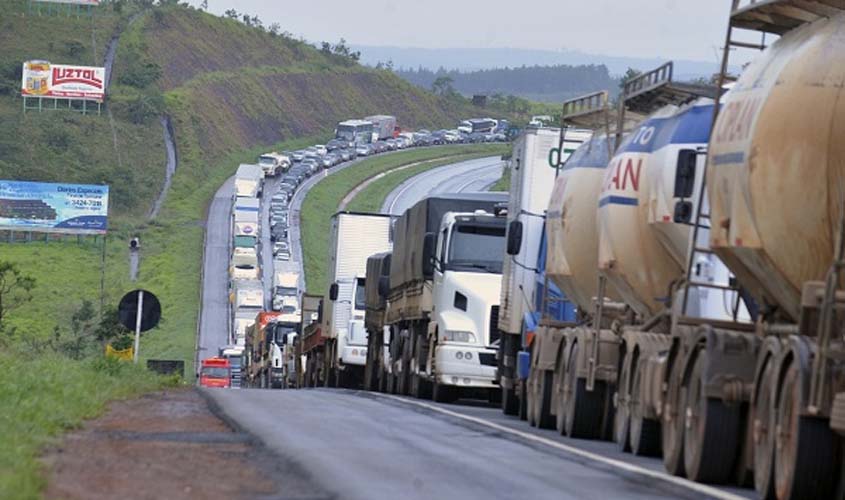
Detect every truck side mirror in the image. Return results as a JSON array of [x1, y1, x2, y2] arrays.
[[674, 200, 693, 224], [674, 149, 697, 199], [329, 283, 339, 301], [506, 220, 523, 255], [422, 232, 436, 278], [378, 276, 390, 298]]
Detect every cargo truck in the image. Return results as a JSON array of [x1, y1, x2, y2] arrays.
[[379, 193, 508, 401], [243, 311, 282, 388], [233, 197, 260, 237], [299, 293, 325, 387], [218, 345, 244, 388], [496, 125, 591, 415], [364, 115, 398, 141], [234, 164, 264, 198], [272, 271, 300, 316], [231, 279, 264, 345], [320, 212, 393, 388], [363, 252, 392, 392], [258, 152, 290, 177]]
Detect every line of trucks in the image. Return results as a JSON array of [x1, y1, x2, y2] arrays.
[[287, 4, 845, 499]]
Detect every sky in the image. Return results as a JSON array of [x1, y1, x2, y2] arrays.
[[187, 0, 737, 65]]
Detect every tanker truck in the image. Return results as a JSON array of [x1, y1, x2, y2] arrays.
[[496, 125, 591, 415], [243, 311, 281, 388], [525, 91, 625, 435], [642, 4, 845, 498], [383, 193, 508, 401]]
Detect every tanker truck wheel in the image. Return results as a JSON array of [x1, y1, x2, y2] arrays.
[[502, 384, 519, 416], [564, 342, 605, 439], [662, 355, 686, 477], [535, 369, 555, 429], [774, 359, 840, 500], [613, 354, 632, 451], [433, 381, 457, 403], [683, 352, 741, 484], [752, 357, 777, 499], [526, 369, 538, 427], [629, 358, 661, 456], [555, 356, 568, 435]]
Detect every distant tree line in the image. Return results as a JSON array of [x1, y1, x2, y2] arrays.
[[395, 64, 620, 102]]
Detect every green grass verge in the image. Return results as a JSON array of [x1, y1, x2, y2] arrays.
[[0, 353, 170, 500], [489, 164, 511, 192], [300, 144, 508, 293]]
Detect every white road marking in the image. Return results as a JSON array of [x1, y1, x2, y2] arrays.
[[375, 393, 748, 500]]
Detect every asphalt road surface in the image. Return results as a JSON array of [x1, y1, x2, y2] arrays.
[[206, 388, 752, 500], [382, 156, 503, 215]]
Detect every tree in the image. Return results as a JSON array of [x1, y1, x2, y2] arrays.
[[320, 41, 332, 55], [224, 8, 238, 19], [200, 0, 207, 10], [0, 261, 35, 331], [431, 76, 454, 96], [619, 67, 642, 90], [268, 22, 281, 37]]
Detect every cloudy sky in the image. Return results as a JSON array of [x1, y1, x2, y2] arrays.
[[187, 1, 735, 64]]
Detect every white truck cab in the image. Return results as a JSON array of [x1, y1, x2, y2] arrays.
[[430, 210, 506, 389]]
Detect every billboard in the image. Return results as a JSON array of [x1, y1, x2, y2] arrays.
[[34, 0, 101, 5], [21, 61, 106, 102], [0, 180, 109, 234]]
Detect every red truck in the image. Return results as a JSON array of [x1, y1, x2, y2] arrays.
[[199, 357, 231, 388]]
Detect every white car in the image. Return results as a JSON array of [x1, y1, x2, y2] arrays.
[[273, 241, 290, 256], [275, 251, 291, 261], [314, 144, 328, 156]]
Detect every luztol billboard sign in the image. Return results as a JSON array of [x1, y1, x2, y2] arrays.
[[0, 180, 109, 234], [21, 61, 106, 102]]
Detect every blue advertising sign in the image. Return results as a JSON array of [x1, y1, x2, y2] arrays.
[[0, 180, 109, 234]]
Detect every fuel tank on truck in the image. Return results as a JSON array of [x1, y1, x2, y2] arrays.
[[597, 99, 714, 317], [708, 14, 845, 322], [546, 133, 621, 313]]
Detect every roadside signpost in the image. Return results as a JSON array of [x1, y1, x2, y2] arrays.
[[118, 289, 161, 363]]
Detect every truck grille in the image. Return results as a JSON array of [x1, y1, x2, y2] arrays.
[[489, 306, 500, 345]]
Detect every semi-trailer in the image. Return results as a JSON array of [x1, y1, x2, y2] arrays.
[[234, 164, 264, 198], [496, 125, 591, 415], [231, 279, 264, 346], [378, 193, 508, 401], [321, 211, 393, 388], [364, 115, 398, 141], [299, 293, 325, 387], [233, 197, 260, 237], [363, 251, 392, 392], [243, 311, 282, 388]]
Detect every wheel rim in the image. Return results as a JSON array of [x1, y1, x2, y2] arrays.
[[774, 362, 798, 499], [662, 356, 686, 476], [683, 355, 704, 477], [753, 358, 776, 497]]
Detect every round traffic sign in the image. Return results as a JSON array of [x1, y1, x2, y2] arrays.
[[118, 289, 161, 332]]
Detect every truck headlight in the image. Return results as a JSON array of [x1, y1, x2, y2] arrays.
[[441, 330, 476, 343]]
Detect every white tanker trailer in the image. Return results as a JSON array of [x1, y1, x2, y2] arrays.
[[686, 3, 845, 499]]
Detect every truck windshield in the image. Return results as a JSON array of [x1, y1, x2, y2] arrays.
[[258, 156, 274, 166], [448, 224, 505, 273], [201, 367, 230, 378], [275, 286, 297, 296], [273, 325, 297, 343], [354, 278, 366, 310]]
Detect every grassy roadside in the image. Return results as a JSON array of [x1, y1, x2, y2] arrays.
[[0, 353, 170, 500], [489, 164, 511, 192], [300, 144, 508, 293]]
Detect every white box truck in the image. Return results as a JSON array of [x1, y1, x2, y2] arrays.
[[321, 211, 393, 387], [258, 152, 290, 177], [496, 126, 591, 413], [231, 279, 264, 345], [364, 115, 397, 141], [233, 197, 260, 237], [234, 164, 264, 198]]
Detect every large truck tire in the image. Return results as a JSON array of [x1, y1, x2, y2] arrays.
[[752, 357, 777, 499], [614, 354, 632, 451], [433, 381, 458, 403], [662, 356, 686, 477], [774, 360, 841, 500], [533, 369, 555, 429], [629, 358, 661, 456], [502, 385, 519, 415], [555, 358, 568, 435], [564, 342, 605, 439], [683, 353, 741, 484]]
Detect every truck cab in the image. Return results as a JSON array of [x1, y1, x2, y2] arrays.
[[337, 276, 368, 370], [199, 357, 231, 388], [429, 210, 507, 390]]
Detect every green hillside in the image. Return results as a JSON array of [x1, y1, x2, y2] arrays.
[[0, 1, 486, 369]]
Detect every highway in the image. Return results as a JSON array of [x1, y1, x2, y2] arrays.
[[198, 152, 755, 500]]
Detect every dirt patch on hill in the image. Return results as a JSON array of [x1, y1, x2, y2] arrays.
[[41, 389, 283, 500]]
